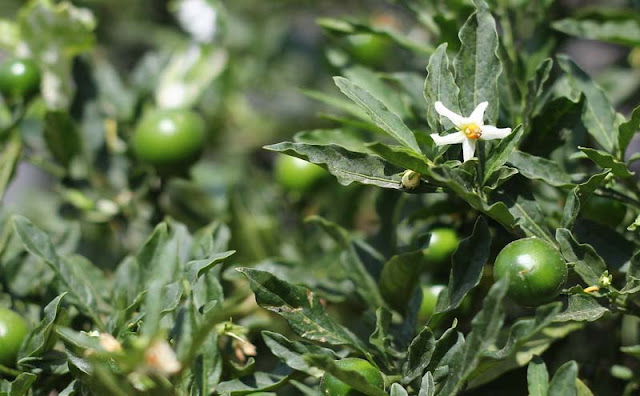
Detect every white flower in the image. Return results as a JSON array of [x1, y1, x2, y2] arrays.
[[430, 101, 512, 162], [176, 0, 218, 43], [145, 340, 181, 375]]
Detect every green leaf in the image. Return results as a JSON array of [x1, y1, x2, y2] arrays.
[[0, 133, 21, 202], [216, 372, 293, 396], [12, 216, 106, 331], [527, 356, 549, 396], [262, 331, 335, 378], [239, 268, 368, 353], [418, 372, 435, 396], [501, 189, 555, 245], [136, 222, 181, 287], [553, 294, 608, 322], [484, 126, 523, 182], [185, 250, 236, 284], [507, 151, 573, 187], [379, 250, 425, 312], [18, 293, 66, 363], [304, 355, 386, 396], [561, 171, 609, 229], [468, 303, 562, 387], [427, 165, 515, 230], [294, 128, 372, 153], [334, 76, 422, 154], [558, 56, 617, 153], [43, 111, 82, 168], [437, 217, 491, 313], [403, 326, 435, 383], [556, 228, 606, 286], [265, 142, 403, 189], [548, 361, 578, 396], [437, 277, 509, 395], [454, 2, 501, 123], [424, 43, 460, 133], [619, 105, 640, 156], [579, 147, 634, 179], [19, 0, 96, 109], [369, 307, 398, 362], [3, 373, 37, 396], [390, 383, 409, 396], [309, 216, 386, 308], [552, 17, 640, 46], [344, 66, 409, 120], [524, 59, 553, 122]]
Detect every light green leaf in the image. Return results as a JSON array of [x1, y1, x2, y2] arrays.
[[508, 151, 573, 187], [454, 2, 501, 123], [262, 331, 336, 378], [548, 361, 578, 396], [418, 372, 435, 396], [424, 43, 460, 133], [527, 356, 549, 396], [304, 355, 386, 396], [553, 17, 640, 46], [619, 105, 640, 156], [0, 134, 21, 202], [561, 171, 609, 229], [553, 294, 608, 322], [404, 326, 435, 383], [334, 76, 422, 154]]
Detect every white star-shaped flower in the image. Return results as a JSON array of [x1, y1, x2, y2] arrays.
[[430, 101, 512, 162]]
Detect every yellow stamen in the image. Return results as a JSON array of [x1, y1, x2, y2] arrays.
[[583, 285, 600, 293], [462, 123, 482, 140]]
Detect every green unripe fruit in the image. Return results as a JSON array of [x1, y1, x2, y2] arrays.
[[0, 58, 41, 101], [274, 154, 327, 193], [0, 308, 29, 367], [423, 228, 459, 265], [132, 109, 206, 170], [493, 238, 568, 306]]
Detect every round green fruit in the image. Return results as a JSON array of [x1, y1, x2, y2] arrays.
[[581, 196, 626, 227], [0, 58, 41, 100], [417, 284, 445, 324], [0, 308, 29, 367], [320, 358, 384, 396], [274, 154, 327, 193], [132, 109, 206, 169], [493, 238, 567, 306], [423, 228, 459, 265], [347, 34, 391, 66]]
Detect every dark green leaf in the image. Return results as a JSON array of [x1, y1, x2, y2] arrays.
[[309, 216, 386, 308], [18, 293, 66, 362], [216, 372, 292, 396], [556, 228, 606, 286], [12, 216, 105, 331], [185, 250, 236, 284], [619, 105, 640, 156], [437, 277, 509, 395], [43, 111, 82, 168], [580, 147, 634, 178], [561, 171, 609, 229], [508, 151, 573, 187], [344, 66, 409, 120], [403, 326, 435, 383], [369, 308, 398, 361], [454, 3, 501, 123], [437, 217, 491, 313], [554, 294, 608, 322], [239, 268, 368, 352], [4, 373, 37, 396], [262, 331, 335, 378], [265, 142, 403, 189], [558, 56, 617, 153], [334, 77, 422, 154], [484, 126, 523, 182], [379, 250, 425, 312]]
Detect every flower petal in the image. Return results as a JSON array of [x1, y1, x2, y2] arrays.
[[480, 125, 512, 140], [434, 101, 466, 127], [462, 138, 476, 162], [430, 132, 466, 146], [469, 101, 488, 125]]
